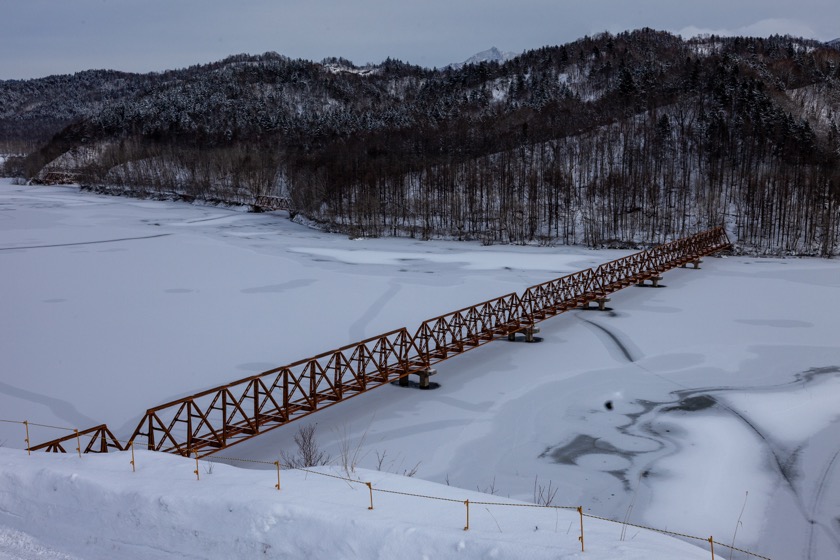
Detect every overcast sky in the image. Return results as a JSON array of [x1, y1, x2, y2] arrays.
[[1, 0, 838, 80]]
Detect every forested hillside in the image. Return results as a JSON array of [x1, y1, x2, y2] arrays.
[[2, 29, 839, 255]]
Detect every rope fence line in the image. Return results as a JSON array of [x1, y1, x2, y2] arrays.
[[1, 418, 76, 432], [277, 463, 770, 559], [0, 418, 74, 431], [584, 511, 711, 543], [26, 422, 76, 432], [582, 511, 775, 560], [0, 420, 774, 559], [712, 541, 773, 560], [213, 455, 275, 466], [471, 500, 579, 510], [370, 486, 464, 504], [1, 419, 78, 456]]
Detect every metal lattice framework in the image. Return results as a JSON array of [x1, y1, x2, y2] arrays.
[[29, 424, 123, 454], [33, 227, 730, 457]]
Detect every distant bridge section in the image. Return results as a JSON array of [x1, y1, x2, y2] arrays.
[[31, 227, 731, 457]]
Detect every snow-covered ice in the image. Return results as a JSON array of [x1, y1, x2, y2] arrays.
[[2, 180, 839, 559]]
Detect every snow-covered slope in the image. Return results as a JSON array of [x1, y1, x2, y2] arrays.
[[0, 448, 713, 560]]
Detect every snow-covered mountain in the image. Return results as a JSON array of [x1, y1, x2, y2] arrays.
[[5, 30, 837, 255], [448, 46, 518, 69]]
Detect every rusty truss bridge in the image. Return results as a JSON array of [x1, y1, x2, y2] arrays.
[[32, 227, 731, 458]]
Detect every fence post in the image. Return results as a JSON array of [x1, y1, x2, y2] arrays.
[[274, 461, 281, 491], [129, 441, 136, 473], [74, 429, 81, 458], [464, 500, 470, 531], [366, 482, 374, 510], [708, 536, 715, 560], [193, 450, 200, 481], [24, 420, 30, 455], [578, 506, 585, 552]]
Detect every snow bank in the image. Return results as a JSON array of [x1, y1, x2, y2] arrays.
[[0, 449, 712, 560]]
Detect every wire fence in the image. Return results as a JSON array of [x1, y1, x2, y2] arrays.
[[1, 417, 773, 560]]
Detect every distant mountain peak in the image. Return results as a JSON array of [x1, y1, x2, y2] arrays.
[[828, 38, 840, 48], [448, 47, 518, 69]]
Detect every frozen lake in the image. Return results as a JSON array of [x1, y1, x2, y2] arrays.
[[2, 181, 839, 559]]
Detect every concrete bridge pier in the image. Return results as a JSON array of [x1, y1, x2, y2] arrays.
[[508, 325, 541, 342], [524, 325, 540, 342], [417, 367, 437, 389], [594, 296, 611, 311], [682, 259, 703, 269], [637, 274, 664, 287], [398, 367, 437, 388]]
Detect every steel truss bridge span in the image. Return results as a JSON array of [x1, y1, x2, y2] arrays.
[[31, 227, 731, 458]]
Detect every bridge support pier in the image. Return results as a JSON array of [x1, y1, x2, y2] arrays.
[[637, 275, 663, 287], [417, 367, 437, 389], [681, 259, 703, 269], [524, 325, 540, 342], [594, 297, 610, 311], [508, 325, 541, 342], [398, 367, 437, 388]]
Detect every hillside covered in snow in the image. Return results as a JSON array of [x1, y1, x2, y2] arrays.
[[3, 30, 840, 255], [0, 448, 722, 560]]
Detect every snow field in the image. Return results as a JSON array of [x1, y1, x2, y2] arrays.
[[0, 448, 716, 560], [2, 181, 839, 558]]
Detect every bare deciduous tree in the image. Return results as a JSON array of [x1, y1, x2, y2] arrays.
[[280, 424, 330, 468]]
